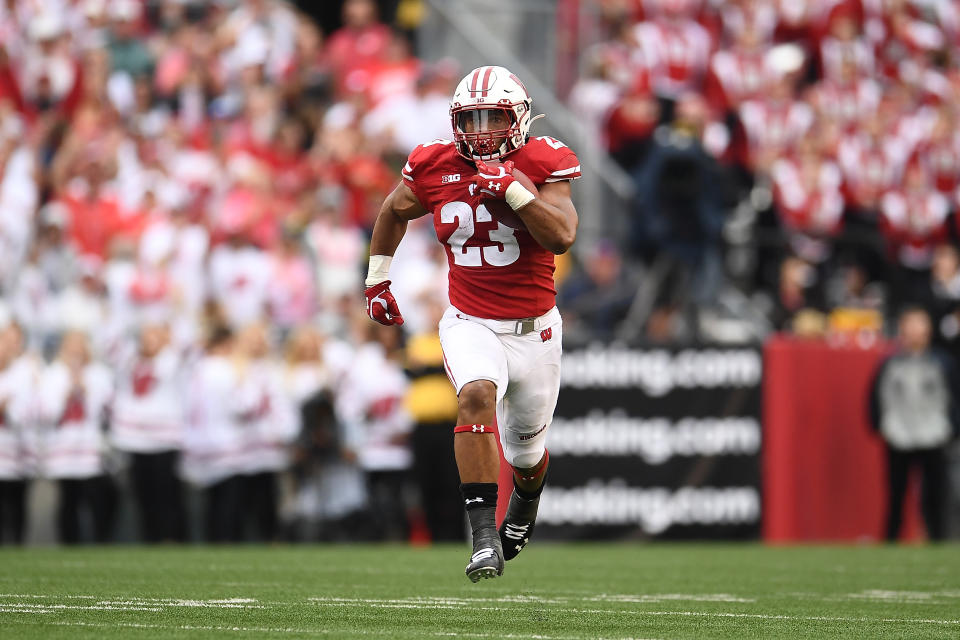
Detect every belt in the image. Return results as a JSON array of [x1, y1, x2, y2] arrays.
[[513, 318, 537, 335], [452, 306, 558, 336], [513, 318, 537, 336]]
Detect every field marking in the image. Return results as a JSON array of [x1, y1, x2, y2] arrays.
[[307, 596, 960, 626], [844, 590, 960, 604], [639, 611, 960, 626], [0, 596, 264, 614], [5, 593, 960, 631], [0, 603, 162, 612], [586, 594, 755, 604], [0, 594, 98, 599], [4, 619, 660, 640], [308, 593, 755, 606]]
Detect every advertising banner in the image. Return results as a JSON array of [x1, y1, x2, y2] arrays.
[[538, 344, 763, 539]]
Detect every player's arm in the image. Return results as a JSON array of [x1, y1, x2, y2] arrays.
[[513, 180, 578, 255], [369, 180, 429, 258], [364, 181, 429, 326]]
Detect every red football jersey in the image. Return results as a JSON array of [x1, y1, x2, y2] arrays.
[[402, 136, 580, 319]]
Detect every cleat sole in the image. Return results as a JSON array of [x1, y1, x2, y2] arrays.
[[467, 567, 500, 583]]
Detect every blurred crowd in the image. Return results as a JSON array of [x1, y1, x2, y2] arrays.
[[0, 0, 468, 545], [564, 0, 960, 349], [2, 0, 959, 543]]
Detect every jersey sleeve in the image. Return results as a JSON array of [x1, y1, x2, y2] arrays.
[[525, 136, 581, 184], [401, 144, 427, 205], [401, 139, 452, 207]]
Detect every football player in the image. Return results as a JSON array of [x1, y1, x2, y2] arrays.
[[364, 66, 580, 581]]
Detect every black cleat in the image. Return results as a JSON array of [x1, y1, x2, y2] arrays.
[[465, 527, 504, 582], [498, 490, 540, 561]]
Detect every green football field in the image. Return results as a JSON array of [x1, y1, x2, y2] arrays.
[[0, 543, 958, 639]]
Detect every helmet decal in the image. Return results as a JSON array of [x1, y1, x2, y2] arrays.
[[469, 67, 497, 98]]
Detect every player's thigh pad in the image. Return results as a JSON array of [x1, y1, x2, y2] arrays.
[[438, 307, 508, 401], [497, 315, 562, 468]]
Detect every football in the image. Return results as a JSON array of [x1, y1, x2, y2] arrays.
[[481, 163, 539, 230]]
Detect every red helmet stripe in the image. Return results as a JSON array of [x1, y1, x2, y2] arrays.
[[469, 68, 482, 96], [509, 73, 528, 96], [480, 66, 494, 98]]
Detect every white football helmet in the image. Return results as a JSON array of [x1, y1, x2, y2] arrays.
[[450, 66, 533, 162]]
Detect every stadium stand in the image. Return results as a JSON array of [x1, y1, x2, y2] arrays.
[[0, 0, 958, 544]]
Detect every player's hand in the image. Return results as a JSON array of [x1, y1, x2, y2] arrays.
[[364, 280, 404, 326], [474, 160, 517, 200], [474, 160, 538, 210]]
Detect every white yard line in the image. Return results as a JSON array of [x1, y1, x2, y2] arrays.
[[0, 603, 162, 612], [5, 619, 660, 640], [3, 593, 959, 631], [637, 611, 960, 625], [0, 594, 98, 599], [0, 596, 263, 614], [306, 597, 960, 626]]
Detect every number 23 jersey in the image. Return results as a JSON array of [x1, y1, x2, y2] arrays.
[[402, 136, 580, 320]]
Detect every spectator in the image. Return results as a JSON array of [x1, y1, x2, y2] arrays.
[[267, 227, 316, 335], [207, 201, 271, 330], [280, 324, 331, 538], [819, 2, 874, 83], [559, 240, 639, 342], [924, 244, 960, 362], [0, 322, 42, 490], [771, 255, 825, 333], [0, 319, 26, 544], [633, 0, 712, 104], [109, 321, 188, 543], [18, 12, 82, 118], [336, 322, 412, 542], [404, 296, 463, 542], [631, 93, 726, 307], [770, 132, 845, 266], [869, 306, 959, 541], [37, 330, 116, 544], [325, 0, 392, 94], [739, 46, 813, 175], [0, 130, 38, 292], [235, 322, 298, 542], [837, 110, 909, 220], [704, 12, 771, 117], [567, 49, 622, 151], [879, 160, 951, 304], [182, 327, 246, 543], [305, 185, 366, 315], [107, 1, 153, 78], [363, 61, 457, 157]]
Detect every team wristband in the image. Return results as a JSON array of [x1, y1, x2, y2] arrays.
[[505, 181, 536, 211], [365, 255, 393, 287]]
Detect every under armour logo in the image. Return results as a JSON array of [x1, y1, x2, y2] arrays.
[[472, 425, 488, 433], [465, 497, 484, 505], [540, 328, 552, 342], [487, 181, 501, 191]]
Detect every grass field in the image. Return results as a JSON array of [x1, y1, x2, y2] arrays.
[[0, 543, 958, 639]]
